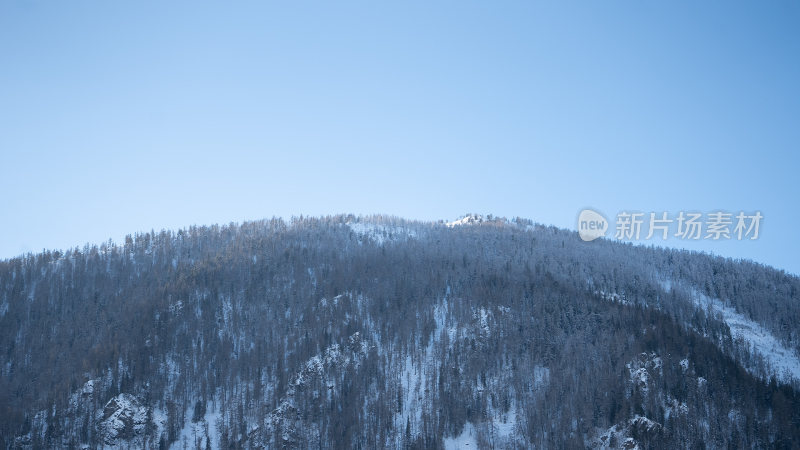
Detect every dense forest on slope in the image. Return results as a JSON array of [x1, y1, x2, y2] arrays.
[[1, 215, 799, 448]]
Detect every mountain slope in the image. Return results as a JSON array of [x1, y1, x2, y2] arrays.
[[1, 215, 799, 448]]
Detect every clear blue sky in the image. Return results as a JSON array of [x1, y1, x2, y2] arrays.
[[1, 1, 799, 274]]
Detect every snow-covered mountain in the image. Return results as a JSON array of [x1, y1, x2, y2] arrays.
[[1, 214, 799, 448]]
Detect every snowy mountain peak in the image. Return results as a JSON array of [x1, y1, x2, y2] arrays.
[[446, 213, 486, 227]]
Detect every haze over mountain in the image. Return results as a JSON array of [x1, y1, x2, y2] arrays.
[[1, 215, 799, 449]]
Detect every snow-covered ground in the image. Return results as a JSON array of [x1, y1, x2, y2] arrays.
[[692, 291, 800, 383], [653, 279, 800, 384], [171, 400, 221, 450], [443, 422, 477, 449], [395, 293, 449, 443]]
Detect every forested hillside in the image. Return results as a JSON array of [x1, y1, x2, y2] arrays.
[[1, 215, 799, 448]]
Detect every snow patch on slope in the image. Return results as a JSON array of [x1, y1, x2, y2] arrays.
[[658, 279, 800, 384], [170, 400, 221, 450], [444, 422, 477, 449], [395, 297, 449, 442], [693, 291, 800, 383]]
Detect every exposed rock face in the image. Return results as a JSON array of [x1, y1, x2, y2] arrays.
[[98, 394, 149, 445], [593, 415, 662, 450]]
